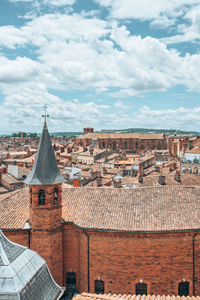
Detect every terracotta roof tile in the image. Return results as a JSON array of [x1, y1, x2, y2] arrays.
[[2, 173, 20, 184], [2, 185, 200, 232], [62, 185, 200, 232], [0, 188, 29, 229], [74, 293, 200, 300]]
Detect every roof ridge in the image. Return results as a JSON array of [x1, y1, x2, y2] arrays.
[[0, 189, 21, 203], [0, 230, 26, 266], [62, 185, 198, 192], [0, 236, 9, 265]]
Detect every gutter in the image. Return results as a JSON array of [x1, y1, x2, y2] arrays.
[[28, 228, 31, 249], [193, 232, 199, 295], [63, 221, 200, 235], [84, 231, 90, 292]]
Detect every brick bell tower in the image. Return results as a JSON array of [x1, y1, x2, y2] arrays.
[[25, 109, 66, 286]]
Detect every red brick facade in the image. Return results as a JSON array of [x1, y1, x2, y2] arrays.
[[76, 135, 166, 152], [29, 183, 63, 286], [3, 223, 200, 296], [62, 226, 200, 296]]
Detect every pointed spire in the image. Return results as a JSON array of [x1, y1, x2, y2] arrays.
[[25, 120, 66, 185]]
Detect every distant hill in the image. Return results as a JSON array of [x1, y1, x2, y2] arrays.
[[51, 132, 82, 137], [1, 128, 199, 138], [51, 128, 200, 137], [112, 128, 200, 135]]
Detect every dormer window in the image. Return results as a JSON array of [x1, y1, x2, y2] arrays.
[[54, 188, 58, 205], [38, 190, 45, 205]]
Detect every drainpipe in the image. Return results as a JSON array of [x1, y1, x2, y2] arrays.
[[193, 232, 199, 296], [84, 232, 90, 292], [28, 229, 31, 249]]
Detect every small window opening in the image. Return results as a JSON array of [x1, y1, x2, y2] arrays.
[[136, 283, 147, 295], [95, 280, 104, 294], [178, 281, 189, 296], [66, 272, 76, 289]]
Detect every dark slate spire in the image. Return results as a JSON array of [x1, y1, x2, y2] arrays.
[[25, 120, 66, 185]]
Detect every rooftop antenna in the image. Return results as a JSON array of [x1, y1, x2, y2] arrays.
[[42, 104, 49, 124]]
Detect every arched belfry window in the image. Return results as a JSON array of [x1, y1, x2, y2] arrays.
[[38, 190, 45, 205], [54, 188, 58, 205], [178, 281, 189, 296], [136, 283, 147, 295], [95, 280, 104, 294]]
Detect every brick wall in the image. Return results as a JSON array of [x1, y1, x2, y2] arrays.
[[30, 183, 63, 286], [62, 226, 200, 296], [3, 224, 200, 296], [63, 225, 88, 291], [3, 229, 29, 247]]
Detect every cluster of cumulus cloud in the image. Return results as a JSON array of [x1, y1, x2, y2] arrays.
[[1, 0, 200, 132]]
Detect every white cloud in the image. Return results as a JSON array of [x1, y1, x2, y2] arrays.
[[1, 12, 200, 97], [114, 100, 130, 109], [94, 0, 199, 21], [0, 56, 41, 84], [134, 106, 200, 130], [0, 26, 29, 49], [1, 13, 200, 96], [161, 5, 200, 44], [150, 16, 176, 29], [1, 9, 200, 131], [9, 0, 33, 2], [43, 0, 76, 6]]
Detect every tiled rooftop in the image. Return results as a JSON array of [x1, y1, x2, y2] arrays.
[[0, 188, 30, 229], [2, 173, 20, 184], [75, 293, 200, 300], [74, 293, 200, 300], [1, 185, 200, 232], [62, 185, 200, 232]]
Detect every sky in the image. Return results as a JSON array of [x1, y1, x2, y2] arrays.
[[1, 0, 200, 133]]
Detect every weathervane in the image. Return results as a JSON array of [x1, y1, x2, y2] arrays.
[[42, 104, 49, 122]]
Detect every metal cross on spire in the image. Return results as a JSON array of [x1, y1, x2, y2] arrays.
[[42, 104, 49, 122]]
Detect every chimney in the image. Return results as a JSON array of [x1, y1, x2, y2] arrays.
[[103, 167, 107, 175], [174, 170, 181, 183], [138, 174, 143, 183], [96, 177, 102, 187], [158, 175, 166, 185], [73, 179, 79, 187], [89, 148, 94, 155], [188, 140, 193, 150], [113, 179, 122, 188]]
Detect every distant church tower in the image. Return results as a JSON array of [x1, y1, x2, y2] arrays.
[[25, 114, 66, 286]]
